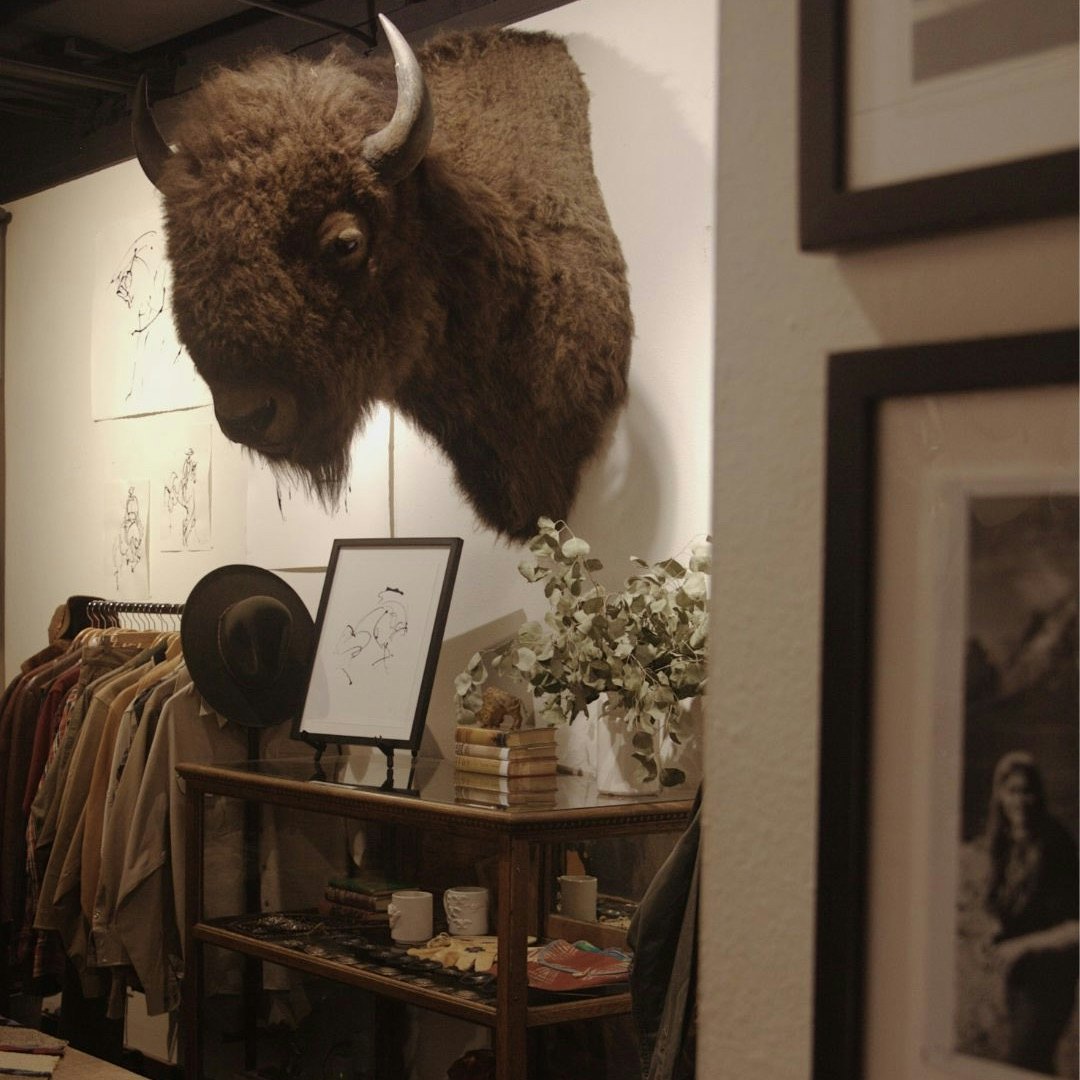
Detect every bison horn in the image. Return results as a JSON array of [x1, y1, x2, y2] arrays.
[[362, 15, 433, 185], [132, 75, 174, 191]]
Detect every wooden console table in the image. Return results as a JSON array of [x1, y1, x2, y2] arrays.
[[177, 756, 694, 1079]]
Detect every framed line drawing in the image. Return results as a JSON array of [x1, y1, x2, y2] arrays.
[[296, 537, 462, 752], [814, 329, 1079, 1080], [799, 0, 1079, 249]]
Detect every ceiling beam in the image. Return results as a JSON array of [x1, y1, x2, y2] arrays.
[[0, 0, 575, 204], [0, 55, 137, 94]]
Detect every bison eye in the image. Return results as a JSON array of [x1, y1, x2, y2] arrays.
[[335, 232, 361, 255], [317, 211, 369, 270]]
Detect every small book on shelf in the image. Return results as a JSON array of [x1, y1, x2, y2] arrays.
[[327, 875, 410, 897], [454, 753, 556, 777], [324, 886, 390, 911], [317, 898, 391, 923], [453, 740, 555, 761], [455, 723, 556, 749]]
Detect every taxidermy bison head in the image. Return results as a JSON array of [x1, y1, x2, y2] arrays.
[[132, 16, 632, 539]]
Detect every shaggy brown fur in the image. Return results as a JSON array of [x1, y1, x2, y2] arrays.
[[154, 28, 632, 539]]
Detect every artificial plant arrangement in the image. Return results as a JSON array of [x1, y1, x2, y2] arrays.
[[454, 518, 710, 787]]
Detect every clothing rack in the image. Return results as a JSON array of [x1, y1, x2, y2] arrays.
[[84, 598, 267, 1068], [85, 600, 184, 626]]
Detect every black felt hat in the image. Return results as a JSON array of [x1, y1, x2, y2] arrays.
[[181, 565, 314, 729]]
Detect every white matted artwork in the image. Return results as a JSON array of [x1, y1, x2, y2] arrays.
[[90, 210, 211, 419], [155, 423, 212, 553], [105, 478, 150, 598], [847, 0, 1078, 189], [245, 406, 392, 568], [297, 538, 462, 750]]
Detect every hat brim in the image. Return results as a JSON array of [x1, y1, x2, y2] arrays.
[[181, 565, 315, 729]]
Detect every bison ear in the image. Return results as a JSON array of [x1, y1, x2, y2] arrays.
[[361, 15, 433, 185]]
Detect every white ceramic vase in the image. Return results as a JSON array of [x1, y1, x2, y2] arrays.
[[594, 695, 660, 796]]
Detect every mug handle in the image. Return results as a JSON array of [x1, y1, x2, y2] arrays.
[[387, 901, 400, 928]]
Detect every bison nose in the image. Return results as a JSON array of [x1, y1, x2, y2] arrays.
[[217, 398, 278, 444]]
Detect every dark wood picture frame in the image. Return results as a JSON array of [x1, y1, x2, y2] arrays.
[[813, 328, 1079, 1079], [799, 0, 1079, 250], [295, 536, 462, 755]]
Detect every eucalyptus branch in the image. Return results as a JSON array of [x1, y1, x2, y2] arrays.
[[454, 518, 710, 786]]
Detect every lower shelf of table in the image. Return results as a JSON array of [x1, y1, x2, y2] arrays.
[[193, 924, 633, 1028]]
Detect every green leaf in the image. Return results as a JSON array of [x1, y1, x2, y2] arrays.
[[658, 559, 686, 577], [632, 754, 659, 780], [632, 731, 655, 751], [659, 767, 686, 788]]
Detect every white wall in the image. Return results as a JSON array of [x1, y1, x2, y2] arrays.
[[3, 0, 717, 768], [701, 2, 1078, 1078]]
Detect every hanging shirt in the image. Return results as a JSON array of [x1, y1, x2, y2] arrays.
[[113, 674, 348, 1015], [90, 665, 187, 971]]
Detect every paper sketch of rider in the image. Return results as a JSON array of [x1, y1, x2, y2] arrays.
[[164, 447, 198, 547], [113, 485, 144, 587], [335, 587, 408, 685]]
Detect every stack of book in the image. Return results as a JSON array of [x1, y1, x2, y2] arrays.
[[316, 876, 408, 924], [454, 724, 558, 807]]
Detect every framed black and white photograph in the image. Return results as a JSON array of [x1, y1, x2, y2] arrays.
[[799, 0, 1079, 249], [296, 537, 463, 751], [814, 329, 1079, 1080]]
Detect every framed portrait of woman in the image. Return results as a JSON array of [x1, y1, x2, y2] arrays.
[[814, 329, 1079, 1080]]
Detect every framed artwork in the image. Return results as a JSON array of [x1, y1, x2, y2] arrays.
[[814, 329, 1079, 1080], [799, 0, 1079, 249], [296, 537, 462, 753]]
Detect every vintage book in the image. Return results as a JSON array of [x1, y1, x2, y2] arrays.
[[455, 785, 557, 809], [453, 740, 556, 761], [317, 899, 391, 923], [327, 876, 411, 897], [454, 753, 557, 777], [324, 886, 390, 911], [454, 724, 556, 749], [452, 770, 557, 794]]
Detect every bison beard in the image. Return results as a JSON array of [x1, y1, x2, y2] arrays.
[[134, 19, 632, 540]]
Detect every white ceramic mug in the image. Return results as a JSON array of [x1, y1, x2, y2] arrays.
[[558, 874, 598, 922], [443, 885, 490, 936], [387, 890, 433, 944]]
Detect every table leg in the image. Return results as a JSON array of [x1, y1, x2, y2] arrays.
[[495, 834, 531, 1080]]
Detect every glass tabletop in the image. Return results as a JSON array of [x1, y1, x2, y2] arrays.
[[194, 751, 695, 816]]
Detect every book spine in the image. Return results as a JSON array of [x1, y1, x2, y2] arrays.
[[328, 877, 408, 895], [453, 742, 553, 760], [323, 886, 386, 909], [454, 726, 557, 748], [454, 726, 510, 747], [317, 899, 390, 922], [454, 754, 556, 777]]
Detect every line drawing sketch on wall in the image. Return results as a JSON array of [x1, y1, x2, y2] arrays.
[[104, 478, 150, 598], [333, 586, 409, 685], [157, 422, 213, 553], [91, 208, 211, 419], [165, 449, 198, 545], [112, 230, 177, 400]]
